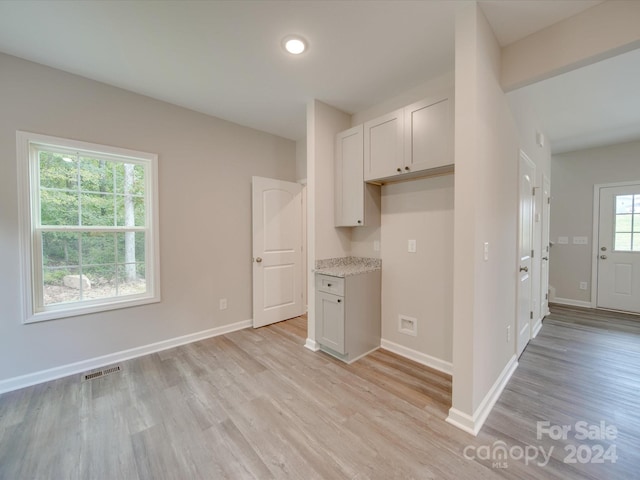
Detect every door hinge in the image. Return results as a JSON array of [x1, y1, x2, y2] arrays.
[[545, 293, 548, 300], [532, 187, 536, 196], [547, 197, 551, 204], [530, 311, 533, 320], [531, 249, 534, 258]]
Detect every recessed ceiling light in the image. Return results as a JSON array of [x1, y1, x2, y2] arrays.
[[283, 35, 307, 55]]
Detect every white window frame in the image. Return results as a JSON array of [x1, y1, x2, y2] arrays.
[[16, 131, 161, 323]]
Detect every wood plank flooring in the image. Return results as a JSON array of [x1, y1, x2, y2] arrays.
[[1, 307, 638, 479]]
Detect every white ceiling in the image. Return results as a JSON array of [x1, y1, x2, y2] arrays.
[[508, 47, 640, 154], [0, 0, 617, 146]]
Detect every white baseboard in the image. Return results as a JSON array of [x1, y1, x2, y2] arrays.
[[380, 339, 452, 375], [304, 338, 319, 351], [446, 354, 518, 436], [551, 297, 592, 309], [0, 319, 252, 395]]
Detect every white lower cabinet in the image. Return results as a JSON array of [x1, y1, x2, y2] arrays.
[[315, 271, 381, 363]]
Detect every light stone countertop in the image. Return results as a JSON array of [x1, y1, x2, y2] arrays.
[[314, 256, 381, 278]]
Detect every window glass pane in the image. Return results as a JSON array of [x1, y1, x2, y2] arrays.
[[117, 232, 146, 266], [615, 214, 632, 232], [81, 265, 117, 300], [634, 195, 640, 214], [81, 192, 115, 226], [115, 196, 146, 227], [79, 157, 115, 194], [40, 190, 79, 226], [81, 232, 116, 265], [43, 266, 81, 305], [39, 151, 77, 190], [43, 232, 79, 267], [633, 237, 640, 252], [634, 214, 640, 233], [615, 232, 632, 251], [117, 264, 147, 296], [616, 195, 633, 214]]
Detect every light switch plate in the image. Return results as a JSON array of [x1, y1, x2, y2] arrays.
[[483, 242, 489, 261], [557, 236, 569, 244], [573, 236, 588, 245], [373, 240, 380, 252], [408, 239, 416, 253]]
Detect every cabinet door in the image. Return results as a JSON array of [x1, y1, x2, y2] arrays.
[[335, 125, 364, 226], [404, 96, 453, 173], [316, 291, 345, 354], [364, 109, 404, 181]]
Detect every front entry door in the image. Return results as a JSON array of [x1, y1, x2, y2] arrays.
[[596, 184, 640, 313], [252, 176, 303, 328], [517, 151, 535, 357]]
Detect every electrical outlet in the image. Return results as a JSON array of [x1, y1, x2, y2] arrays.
[[408, 239, 417, 253], [219, 298, 228, 310], [483, 242, 489, 261], [373, 240, 380, 252], [579, 282, 588, 291], [507, 325, 511, 342]]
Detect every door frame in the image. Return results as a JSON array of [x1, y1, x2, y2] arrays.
[[590, 180, 640, 309], [516, 150, 535, 357]]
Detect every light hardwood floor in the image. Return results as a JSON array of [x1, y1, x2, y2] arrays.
[[1, 306, 638, 479]]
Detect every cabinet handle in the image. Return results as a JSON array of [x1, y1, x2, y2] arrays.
[[337, 299, 342, 303], [405, 166, 410, 171], [357, 220, 362, 224], [396, 167, 402, 173], [327, 283, 332, 287]]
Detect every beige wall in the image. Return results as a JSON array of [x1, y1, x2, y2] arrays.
[[0, 53, 296, 383], [350, 73, 454, 262], [508, 91, 552, 324], [380, 176, 454, 363], [451, 3, 520, 427], [305, 100, 351, 345], [550, 140, 640, 304]]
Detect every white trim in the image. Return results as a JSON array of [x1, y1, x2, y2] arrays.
[[551, 297, 592, 309], [532, 318, 543, 338], [304, 338, 319, 351], [380, 339, 452, 375], [16, 131, 161, 324], [446, 354, 518, 436], [0, 319, 251, 395]]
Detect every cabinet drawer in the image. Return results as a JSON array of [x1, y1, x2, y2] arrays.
[[316, 274, 345, 296]]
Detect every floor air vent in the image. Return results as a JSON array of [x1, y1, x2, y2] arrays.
[[82, 365, 121, 381]]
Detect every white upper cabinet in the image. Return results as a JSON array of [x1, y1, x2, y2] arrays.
[[363, 109, 404, 181], [364, 92, 454, 183], [335, 125, 364, 227], [405, 96, 453, 173]]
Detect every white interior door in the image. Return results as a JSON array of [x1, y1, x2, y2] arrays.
[[517, 151, 535, 356], [252, 176, 303, 328], [540, 175, 551, 318], [596, 183, 640, 313]]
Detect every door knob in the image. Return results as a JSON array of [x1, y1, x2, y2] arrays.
[[519, 266, 528, 272], [255, 257, 262, 263], [601, 246, 607, 251], [600, 255, 607, 260]]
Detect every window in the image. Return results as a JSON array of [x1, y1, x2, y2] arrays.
[[17, 132, 160, 323], [614, 194, 640, 252]]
